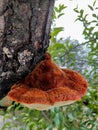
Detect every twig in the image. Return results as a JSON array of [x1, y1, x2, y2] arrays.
[[60, 38, 97, 58], [41, 111, 52, 123]]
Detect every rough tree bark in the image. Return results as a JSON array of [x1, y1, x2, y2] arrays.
[[0, 0, 55, 99]]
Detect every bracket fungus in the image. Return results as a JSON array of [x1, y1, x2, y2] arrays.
[[7, 53, 88, 110]]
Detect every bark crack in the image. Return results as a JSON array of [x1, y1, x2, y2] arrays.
[[0, 0, 55, 100]]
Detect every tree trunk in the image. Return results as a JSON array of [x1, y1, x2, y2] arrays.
[[0, 0, 55, 99]]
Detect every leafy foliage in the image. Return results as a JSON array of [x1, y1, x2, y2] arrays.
[[0, 1, 98, 130]]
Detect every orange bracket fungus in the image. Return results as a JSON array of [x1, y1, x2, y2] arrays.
[[7, 53, 88, 110]]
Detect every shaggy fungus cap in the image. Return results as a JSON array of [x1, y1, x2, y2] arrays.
[[7, 53, 88, 110]]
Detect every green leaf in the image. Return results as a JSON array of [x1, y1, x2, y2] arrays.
[[74, 9, 79, 13], [94, 31, 98, 37], [54, 7, 59, 13], [80, 9, 84, 16], [59, 4, 67, 12], [73, 6, 79, 13], [84, 14, 88, 19], [58, 13, 65, 18], [89, 27, 94, 32], [51, 27, 64, 37], [52, 12, 56, 20], [92, 14, 96, 17], [88, 5, 94, 11], [93, 0, 96, 6]]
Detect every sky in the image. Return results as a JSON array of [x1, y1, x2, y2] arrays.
[[55, 0, 98, 42]]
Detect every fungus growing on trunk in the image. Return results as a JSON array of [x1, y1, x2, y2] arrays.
[[7, 53, 88, 110]]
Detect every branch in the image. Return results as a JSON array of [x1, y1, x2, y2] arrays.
[[60, 38, 97, 58]]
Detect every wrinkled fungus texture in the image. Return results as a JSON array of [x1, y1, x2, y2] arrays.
[[7, 53, 88, 110]]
